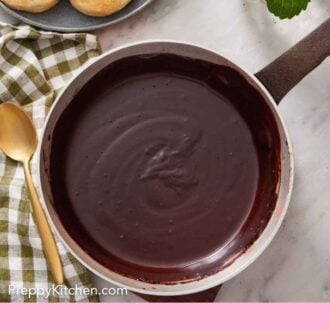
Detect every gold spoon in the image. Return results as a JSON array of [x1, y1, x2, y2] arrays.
[[0, 103, 64, 285]]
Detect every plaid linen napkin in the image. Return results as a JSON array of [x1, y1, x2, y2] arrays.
[[0, 23, 101, 302]]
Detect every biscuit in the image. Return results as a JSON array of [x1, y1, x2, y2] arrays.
[[70, 0, 132, 17], [1, 0, 60, 13]]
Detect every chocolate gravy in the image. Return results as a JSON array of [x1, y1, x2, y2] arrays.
[[49, 54, 281, 283]]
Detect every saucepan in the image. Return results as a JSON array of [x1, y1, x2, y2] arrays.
[[38, 18, 330, 296]]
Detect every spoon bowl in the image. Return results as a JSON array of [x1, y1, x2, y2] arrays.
[[0, 103, 37, 162]]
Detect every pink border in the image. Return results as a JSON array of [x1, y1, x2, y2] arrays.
[[1, 304, 328, 329]]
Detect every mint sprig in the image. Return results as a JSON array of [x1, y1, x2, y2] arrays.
[[266, 0, 311, 19]]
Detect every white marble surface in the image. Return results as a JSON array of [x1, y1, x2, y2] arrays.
[[1, 0, 330, 302]]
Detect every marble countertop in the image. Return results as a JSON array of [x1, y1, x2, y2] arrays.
[[1, 0, 330, 302]]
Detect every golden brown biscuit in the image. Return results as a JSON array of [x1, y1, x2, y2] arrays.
[[1, 0, 60, 13], [70, 0, 132, 17]]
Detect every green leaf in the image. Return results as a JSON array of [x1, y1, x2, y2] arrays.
[[266, 0, 311, 19]]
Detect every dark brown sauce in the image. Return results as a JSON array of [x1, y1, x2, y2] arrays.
[[49, 54, 281, 283]]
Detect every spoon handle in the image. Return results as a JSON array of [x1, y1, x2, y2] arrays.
[[23, 161, 64, 285]]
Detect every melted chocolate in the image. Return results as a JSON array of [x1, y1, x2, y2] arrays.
[[49, 54, 281, 283]]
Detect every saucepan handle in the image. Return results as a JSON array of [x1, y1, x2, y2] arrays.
[[255, 18, 330, 104]]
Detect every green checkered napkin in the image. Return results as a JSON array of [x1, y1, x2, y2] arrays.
[[0, 23, 101, 302]]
